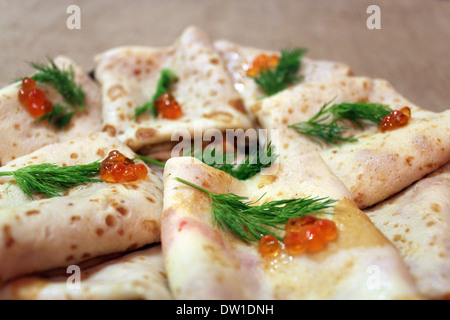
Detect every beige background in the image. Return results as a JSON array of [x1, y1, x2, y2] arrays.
[[0, 0, 448, 112]]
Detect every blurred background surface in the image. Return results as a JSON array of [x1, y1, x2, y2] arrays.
[[0, 0, 448, 111]]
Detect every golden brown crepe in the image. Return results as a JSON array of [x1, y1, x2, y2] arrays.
[[161, 153, 421, 299], [0, 132, 163, 285], [365, 162, 450, 299], [0, 245, 172, 300], [94, 26, 253, 151], [251, 76, 450, 208], [0, 56, 102, 166]]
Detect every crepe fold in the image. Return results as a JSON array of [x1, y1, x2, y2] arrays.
[[94, 26, 253, 151], [251, 76, 450, 209], [161, 154, 421, 299], [0, 56, 102, 166], [0, 132, 163, 285], [365, 161, 450, 299], [0, 245, 172, 300]]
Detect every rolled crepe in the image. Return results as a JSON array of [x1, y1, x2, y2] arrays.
[[0, 245, 172, 300], [0, 56, 102, 166], [161, 153, 421, 299], [252, 76, 450, 208], [94, 26, 253, 151], [365, 162, 450, 299], [0, 132, 163, 285]]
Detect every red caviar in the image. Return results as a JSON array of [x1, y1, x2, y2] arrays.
[[18, 77, 53, 118], [283, 231, 307, 255], [155, 92, 183, 120], [301, 225, 327, 252], [258, 215, 338, 258], [258, 234, 282, 258], [380, 106, 411, 133], [100, 150, 148, 183], [246, 53, 280, 77], [316, 218, 338, 241]]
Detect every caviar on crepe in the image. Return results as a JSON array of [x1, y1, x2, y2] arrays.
[[246, 53, 280, 77], [155, 92, 183, 120], [379, 106, 411, 133], [258, 215, 338, 258], [18, 77, 54, 118], [133, 68, 180, 119], [246, 49, 306, 97], [100, 150, 148, 183], [258, 234, 282, 258], [17, 59, 86, 130]]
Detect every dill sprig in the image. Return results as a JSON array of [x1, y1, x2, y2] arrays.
[[138, 142, 277, 181], [251, 48, 307, 97], [29, 58, 86, 109], [175, 177, 336, 242], [328, 101, 392, 127], [288, 100, 392, 146], [0, 161, 103, 199], [194, 142, 277, 180], [134, 68, 178, 118]]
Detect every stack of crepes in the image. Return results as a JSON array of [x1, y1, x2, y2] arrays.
[[0, 26, 448, 300]]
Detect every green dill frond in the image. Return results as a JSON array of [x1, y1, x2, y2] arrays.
[[36, 104, 75, 130], [138, 141, 277, 181], [193, 141, 277, 180], [14, 57, 87, 130], [328, 102, 392, 128], [134, 68, 178, 118], [30, 58, 85, 109], [288, 100, 392, 146], [226, 141, 277, 180], [174, 177, 336, 242], [0, 161, 103, 199], [289, 121, 357, 146], [251, 48, 307, 97]]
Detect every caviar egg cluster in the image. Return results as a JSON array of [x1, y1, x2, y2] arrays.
[[155, 92, 183, 120], [246, 53, 280, 77], [258, 215, 338, 258], [18, 77, 54, 119], [100, 150, 148, 183], [380, 106, 411, 132]]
